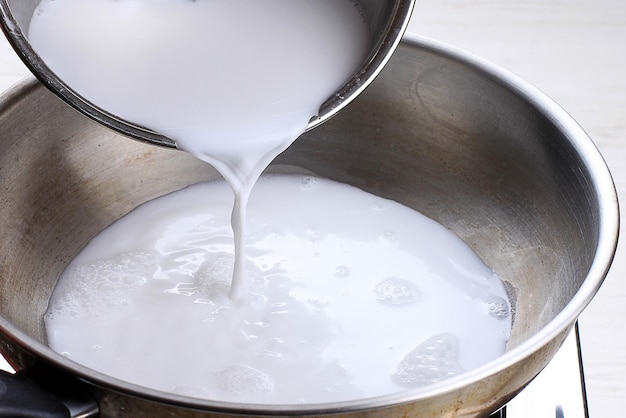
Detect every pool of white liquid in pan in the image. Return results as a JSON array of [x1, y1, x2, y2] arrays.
[[45, 175, 512, 404]]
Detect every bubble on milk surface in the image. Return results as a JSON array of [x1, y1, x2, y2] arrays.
[[485, 296, 510, 319], [393, 333, 465, 388], [371, 200, 385, 211], [45, 252, 155, 321], [196, 253, 234, 299], [300, 175, 321, 191], [380, 230, 397, 244], [373, 277, 421, 306], [333, 265, 351, 278], [215, 364, 274, 399]]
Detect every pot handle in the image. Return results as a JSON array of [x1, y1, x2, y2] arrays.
[[0, 365, 98, 418]]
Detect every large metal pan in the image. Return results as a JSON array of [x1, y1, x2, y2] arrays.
[[0, 35, 618, 417]]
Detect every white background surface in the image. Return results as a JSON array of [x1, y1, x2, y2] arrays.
[[1, 1, 625, 416]]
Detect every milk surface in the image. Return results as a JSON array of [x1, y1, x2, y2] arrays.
[[45, 175, 512, 404]]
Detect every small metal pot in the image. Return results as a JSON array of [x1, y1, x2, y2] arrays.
[[0, 36, 619, 417], [0, 0, 415, 148]]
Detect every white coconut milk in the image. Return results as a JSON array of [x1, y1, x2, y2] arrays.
[[45, 175, 511, 403]]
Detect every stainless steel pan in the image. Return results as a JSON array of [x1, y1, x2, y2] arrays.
[[0, 35, 618, 417]]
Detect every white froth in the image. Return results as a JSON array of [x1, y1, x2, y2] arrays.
[[394, 333, 465, 388]]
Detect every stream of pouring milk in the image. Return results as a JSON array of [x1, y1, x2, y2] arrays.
[[30, 0, 512, 404]]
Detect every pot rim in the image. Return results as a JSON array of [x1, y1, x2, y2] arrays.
[[0, 34, 619, 415]]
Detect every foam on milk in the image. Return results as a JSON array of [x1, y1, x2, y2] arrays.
[[28, 0, 370, 298], [45, 175, 512, 403]]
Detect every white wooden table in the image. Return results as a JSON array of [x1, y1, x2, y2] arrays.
[[2, 1, 624, 416]]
